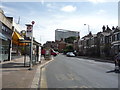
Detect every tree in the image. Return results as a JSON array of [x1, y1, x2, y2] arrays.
[[63, 45, 74, 54], [64, 36, 77, 44]]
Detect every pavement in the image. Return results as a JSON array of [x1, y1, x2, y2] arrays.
[[1, 55, 54, 89]]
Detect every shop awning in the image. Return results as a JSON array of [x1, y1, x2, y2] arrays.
[[12, 31, 28, 46]]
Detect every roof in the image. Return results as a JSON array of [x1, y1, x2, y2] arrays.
[[92, 34, 97, 37], [0, 8, 4, 13], [55, 29, 79, 33], [101, 32, 111, 36]]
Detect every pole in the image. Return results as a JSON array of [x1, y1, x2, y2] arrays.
[[24, 45, 26, 67], [29, 33, 33, 70], [29, 26, 33, 70], [28, 21, 35, 70], [84, 24, 90, 33], [88, 25, 90, 33]]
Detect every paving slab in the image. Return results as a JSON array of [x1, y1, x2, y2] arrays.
[[1, 55, 53, 89]]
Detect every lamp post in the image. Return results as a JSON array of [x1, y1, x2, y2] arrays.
[[84, 24, 91, 56], [84, 24, 90, 33]]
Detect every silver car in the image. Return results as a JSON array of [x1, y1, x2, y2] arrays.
[[66, 52, 75, 57]]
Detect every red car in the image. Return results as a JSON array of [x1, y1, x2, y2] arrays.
[[41, 49, 58, 56], [51, 49, 58, 56]]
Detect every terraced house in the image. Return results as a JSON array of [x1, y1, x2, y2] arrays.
[[111, 26, 120, 56], [79, 25, 120, 59]]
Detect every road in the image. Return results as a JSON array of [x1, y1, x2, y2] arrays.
[[40, 54, 119, 88]]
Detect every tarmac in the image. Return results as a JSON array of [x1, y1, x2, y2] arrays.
[[76, 56, 114, 63], [1, 55, 54, 89], [0, 54, 115, 89]]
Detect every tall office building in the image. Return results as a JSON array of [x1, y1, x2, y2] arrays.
[[55, 29, 79, 41]]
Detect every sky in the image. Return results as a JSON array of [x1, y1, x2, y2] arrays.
[[0, 0, 119, 44]]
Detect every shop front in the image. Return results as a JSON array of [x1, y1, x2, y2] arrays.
[[0, 23, 13, 62], [0, 33, 10, 61], [0, 9, 13, 62]]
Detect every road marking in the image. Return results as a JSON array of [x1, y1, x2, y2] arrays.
[[40, 57, 54, 68], [55, 74, 66, 81], [40, 67, 48, 89], [55, 73, 75, 81], [31, 57, 54, 88], [68, 86, 78, 88], [79, 85, 88, 88], [66, 73, 74, 80]]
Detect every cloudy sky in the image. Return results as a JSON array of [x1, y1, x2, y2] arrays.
[[0, 0, 119, 44]]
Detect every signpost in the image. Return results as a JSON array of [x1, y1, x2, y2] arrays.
[[26, 21, 35, 70], [38, 46, 41, 63]]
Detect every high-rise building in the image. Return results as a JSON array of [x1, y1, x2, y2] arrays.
[[55, 29, 79, 41]]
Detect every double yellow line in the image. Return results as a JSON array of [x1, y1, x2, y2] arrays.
[[40, 58, 54, 89]]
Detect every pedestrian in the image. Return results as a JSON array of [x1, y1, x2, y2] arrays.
[[114, 54, 118, 67]]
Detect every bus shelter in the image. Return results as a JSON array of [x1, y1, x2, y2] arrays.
[[19, 39, 41, 67]]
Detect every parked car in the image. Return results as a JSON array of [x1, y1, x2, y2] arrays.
[[66, 52, 75, 57], [51, 49, 58, 56], [51, 51, 57, 56], [41, 49, 58, 56], [55, 51, 59, 54]]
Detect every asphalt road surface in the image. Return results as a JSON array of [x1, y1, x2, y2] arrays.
[[40, 54, 119, 88]]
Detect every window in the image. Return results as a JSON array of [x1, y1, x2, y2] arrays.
[[2, 25, 5, 31], [101, 38, 103, 43], [2, 25, 4, 30], [115, 34, 117, 41], [118, 45, 120, 50], [112, 35, 115, 41], [109, 36, 112, 42], [118, 33, 120, 40], [102, 37, 105, 43]]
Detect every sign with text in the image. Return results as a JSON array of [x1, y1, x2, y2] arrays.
[[26, 25, 33, 37]]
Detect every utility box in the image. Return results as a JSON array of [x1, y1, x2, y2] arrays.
[[44, 48, 51, 60]]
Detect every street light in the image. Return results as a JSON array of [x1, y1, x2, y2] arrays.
[[84, 24, 90, 33]]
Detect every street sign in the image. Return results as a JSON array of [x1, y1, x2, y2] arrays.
[[26, 25, 33, 37], [32, 21, 35, 25]]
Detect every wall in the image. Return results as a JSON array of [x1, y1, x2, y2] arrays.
[[0, 9, 12, 30]]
